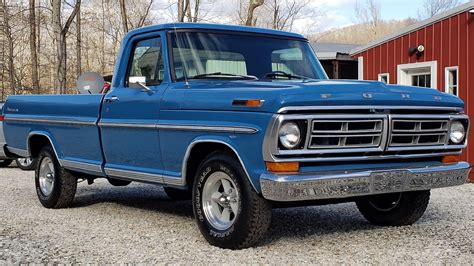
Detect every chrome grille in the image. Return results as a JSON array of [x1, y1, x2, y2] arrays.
[[389, 119, 449, 147], [266, 107, 469, 163], [309, 119, 383, 149]]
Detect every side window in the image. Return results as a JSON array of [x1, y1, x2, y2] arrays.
[[128, 37, 164, 86]]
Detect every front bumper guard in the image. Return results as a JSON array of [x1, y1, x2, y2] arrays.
[[260, 162, 471, 202]]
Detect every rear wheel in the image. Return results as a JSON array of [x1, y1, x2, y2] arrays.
[[107, 178, 132, 187], [16, 157, 38, 170], [164, 187, 192, 200], [356, 190, 430, 226], [192, 152, 272, 249], [0, 159, 13, 167], [35, 145, 77, 208]]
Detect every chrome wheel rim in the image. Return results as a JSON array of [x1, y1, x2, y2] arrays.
[[202, 171, 239, 230], [38, 157, 55, 196], [368, 193, 403, 212], [18, 157, 32, 167]]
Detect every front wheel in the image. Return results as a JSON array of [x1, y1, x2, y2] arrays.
[[192, 152, 272, 249], [35, 145, 77, 208], [16, 157, 38, 170], [356, 190, 430, 226]]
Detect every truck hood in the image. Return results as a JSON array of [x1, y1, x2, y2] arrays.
[[180, 79, 464, 113]]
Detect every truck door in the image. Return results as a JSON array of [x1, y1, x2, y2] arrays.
[[100, 33, 167, 183]]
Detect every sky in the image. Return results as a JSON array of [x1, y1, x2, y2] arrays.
[[287, 0, 470, 33], [165, 0, 470, 35]]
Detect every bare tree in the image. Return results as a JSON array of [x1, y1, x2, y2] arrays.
[[355, 0, 381, 37], [176, 0, 201, 22], [245, 0, 264, 26], [177, 0, 186, 22], [266, 0, 312, 31], [193, 0, 200, 22], [119, 0, 129, 33], [76, 1, 81, 78], [29, 0, 39, 93], [1, 0, 16, 95], [418, 0, 461, 19], [52, 0, 81, 93]]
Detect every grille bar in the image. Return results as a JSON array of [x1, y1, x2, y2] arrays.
[[309, 118, 384, 149], [389, 119, 449, 148]]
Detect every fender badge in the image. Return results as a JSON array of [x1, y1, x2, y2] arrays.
[[401, 93, 411, 99], [320, 93, 331, 99], [434, 96, 442, 101], [362, 93, 373, 99]]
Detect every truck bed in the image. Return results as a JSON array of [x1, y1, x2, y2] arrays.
[[3, 94, 105, 175]]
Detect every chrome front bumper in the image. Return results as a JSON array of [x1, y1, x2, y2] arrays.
[[260, 162, 471, 202]]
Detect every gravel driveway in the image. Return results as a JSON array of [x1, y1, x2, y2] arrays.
[[1, 166, 473, 264]]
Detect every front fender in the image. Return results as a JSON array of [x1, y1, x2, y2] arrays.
[[184, 135, 266, 192]]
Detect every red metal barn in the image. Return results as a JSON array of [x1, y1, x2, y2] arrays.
[[351, 2, 474, 180]]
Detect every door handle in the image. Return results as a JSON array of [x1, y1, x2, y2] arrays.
[[105, 96, 119, 103]]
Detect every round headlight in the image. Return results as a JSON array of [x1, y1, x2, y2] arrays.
[[279, 122, 301, 149], [449, 121, 465, 144]]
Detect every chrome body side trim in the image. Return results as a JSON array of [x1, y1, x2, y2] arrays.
[[6, 117, 258, 134], [181, 139, 258, 192], [277, 105, 464, 114], [5, 117, 96, 126], [98, 122, 156, 129], [260, 162, 471, 202], [99, 121, 259, 134], [156, 124, 258, 134], [60, 159, 103, 175]]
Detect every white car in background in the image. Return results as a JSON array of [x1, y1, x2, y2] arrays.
[[0, 102, 36, 170]]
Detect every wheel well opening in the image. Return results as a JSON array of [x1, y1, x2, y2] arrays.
[[28, 135, 51, 158], [185, 142, 237, 187]]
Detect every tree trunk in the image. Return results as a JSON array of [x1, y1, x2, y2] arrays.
[[1, 0, 16, 95], [101, 0, 105, 73], [177, 0, 185, 22], [36, 1, 41, 91], [29, 0, 40, 94], [185, 0, 192, 22], [119, 0, 128, 33], [52, 0, 62, 93], [76, 3, 81, 79], [193, 0, 200, 22], [52, 0, 81, 93], [245, 0, 264, 26]]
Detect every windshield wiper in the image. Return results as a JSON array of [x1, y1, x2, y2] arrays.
[[179, 72, 258, 81], [265, 71, 313, 81]]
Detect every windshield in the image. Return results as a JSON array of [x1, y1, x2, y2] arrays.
[[170, 31, 328, 81]]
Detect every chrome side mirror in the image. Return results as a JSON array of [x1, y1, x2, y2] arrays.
[[129, 76, 152, 93]]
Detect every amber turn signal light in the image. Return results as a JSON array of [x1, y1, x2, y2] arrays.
[[266, 162, 299, 172], [232, 99, 263, 107], [442, 155, 460, 163]]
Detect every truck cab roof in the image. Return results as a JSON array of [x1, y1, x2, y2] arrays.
[[125, 22, 307, 40]]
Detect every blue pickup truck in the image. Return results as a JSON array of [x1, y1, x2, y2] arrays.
[[2, 23, 470, 249]]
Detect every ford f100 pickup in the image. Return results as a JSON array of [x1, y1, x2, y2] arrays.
[[2, 23, 470, 249]]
